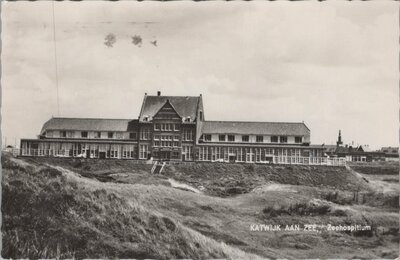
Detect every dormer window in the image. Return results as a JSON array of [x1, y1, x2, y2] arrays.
[[143, 116, 149, 122], [184, 117, 191, 123], [203, 134, 211, 142]]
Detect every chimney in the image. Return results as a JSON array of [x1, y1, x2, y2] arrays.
[[157, 91, 161, 96]]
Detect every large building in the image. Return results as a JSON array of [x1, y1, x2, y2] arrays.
[[20, 92, 340, 165]]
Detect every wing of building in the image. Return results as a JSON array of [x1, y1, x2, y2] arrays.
[[20, 91, 343, 165]]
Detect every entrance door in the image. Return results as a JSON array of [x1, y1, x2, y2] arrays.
[[160, 151, 170, 161], [99, 152, 106, 159]]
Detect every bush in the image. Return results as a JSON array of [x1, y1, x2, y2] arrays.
[[263, 200, 331, 217]]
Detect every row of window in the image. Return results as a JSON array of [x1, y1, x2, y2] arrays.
[[46, 130, 301, 144], [152, 151, 181, 159], [154, 135, 180, 141], [197, 147, 311, 162], [154, 140, 180, 147], [203, 134, 302, 144], [154, 123, 180, 131], [21, 142, 138, 159], [47, 131, 138, 140]]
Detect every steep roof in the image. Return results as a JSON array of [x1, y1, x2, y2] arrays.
[[381, 147, 399, 154], [316, 145, 337, 152], [139, 95, 200, 122], [41, 117, 138, 133], [335, 146, 369, 154], [201, 121, 310, 136]]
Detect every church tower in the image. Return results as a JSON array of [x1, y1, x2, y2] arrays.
[[336, 130, 343, 147]]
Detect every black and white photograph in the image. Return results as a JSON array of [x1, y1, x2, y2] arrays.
[[1, 1, 399, 259]]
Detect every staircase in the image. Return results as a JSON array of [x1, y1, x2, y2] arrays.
[[151, 161, 166, 174]]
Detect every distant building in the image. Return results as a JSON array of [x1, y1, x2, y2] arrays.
[[20, 92, 344, 165], [322, 130, 385, 162], [380, 147, 399, 161]]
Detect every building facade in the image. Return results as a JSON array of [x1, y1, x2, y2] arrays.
[[20, 92, 338, 165], [321, 130, 386, 162]]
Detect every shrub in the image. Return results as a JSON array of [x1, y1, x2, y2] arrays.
[[263, 200, 331, 217]]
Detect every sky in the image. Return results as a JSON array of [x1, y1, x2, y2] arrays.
[[1, 1, 398, 150]]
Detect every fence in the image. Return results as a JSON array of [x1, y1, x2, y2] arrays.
[[273, 156, 346, 166], [19, 148, 346, 166]]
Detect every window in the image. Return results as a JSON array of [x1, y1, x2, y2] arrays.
[[280, 136, 288, 143], [271, 136, 278, 143], [129, 132, 137, 139], [140, 128, 150, 140], [174, 124, 180, 131], [108, 132, 114, 139], [183, 129, 193, 141], [81, 131, 88, 138], [242, 135, 249, 142], [154, 124, 160, 131], [46, 131, 53, 138], [228, 135, 235, 142], [219, 135, 226, 142], [158, 135, 174, 147], [139, 144, 148, 159], [95, 132, 101, 138], [172, 151, 180, 159], [116, 132, 123, 139], [200, 111, 203, 121], [61, 131, 67, 138], [160, 123, 174, 131], [182, 145, 193, 161], [256, 136, 263, 143], [122, 145, 135, 159], [203, 134, 211, 142], [110, 144, 119, 158], [295, 136, 302, 143]]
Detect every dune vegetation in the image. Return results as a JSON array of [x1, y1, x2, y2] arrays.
[[2, 153, 399, 259]]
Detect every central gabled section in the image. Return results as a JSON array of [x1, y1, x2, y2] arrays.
[[153, 100, 182, 121], [152, 100, 184, 161]]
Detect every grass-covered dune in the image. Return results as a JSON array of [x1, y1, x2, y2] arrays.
[[1, 154, 259, 259], [349, 161, 399, 176], [2, 154, 398, 259], [162, 162, 372, 197], [29, 157, 372, 197]]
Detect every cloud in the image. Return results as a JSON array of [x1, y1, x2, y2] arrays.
[[2, 1, 398, 149]]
